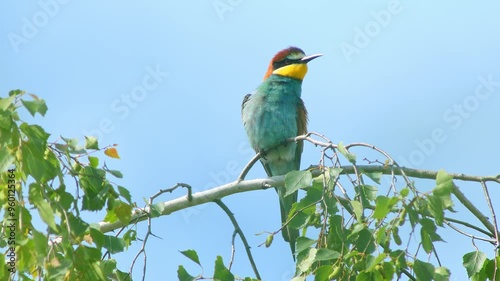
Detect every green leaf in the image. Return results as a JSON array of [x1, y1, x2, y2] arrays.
[[427, 195, 444, 226], [21, 97, 48, 117], [351, 200, 363, 222], [114, 269, 131, 281], [327, 167, 343, 191], [463, 251, 487, 277], [54, 143, 68, 152], [298, 248, 317, 273], [483, 257, 500, 281], [61, 135, 79, 149], [104, 209, 118, 223], [406, 204, 419, 228], [213, 256, 234, 281], [177, 265, 196, 281], [288, 206, 313, 229], [356, 272, 372, 281], [102, 235, 126, 254], [67, 213, 89, 237], [414, 259, 435, 281], [47, 259, 72, 279], [32, 229, 48, 262], [354, 228, 376, 254], [315, 248, 340, 261], [350, 223, 365, 236], [420, 226, 433, 254], [338, 142, 356, 163], [420, 218, 444, 242], [29, 184, 57, 231], [400, 187, 410, 197], [296, 236, 316, 254], [61, 135, 86, 153], [433, 170, 454, 210], [82, 193, 106, 211], [114, 202, 132, 224], [373, 196, 391, 219], [20, 125, 59, 182], [118, 185, 133, 204], [436, 169, 453, 186], [108, 169, 123, 179], [389, 250, 406, 272], [101, 259, 117, 275], [149, 203, 164, 218], [9, 89, 23, 97], [180, 249, 201, 266], [434, 266, 451, 281], [88, 156, 99, 168], [0, 109, 12, 130], [296, 184, 322, 209], [0, 147, 14, 173], [80, 166, 107, 211], [285, 170, 312, 197], [85, 136, 99, 149], [0, 95, 15, 111], [123, 229, 137, 246], [381, 261, 395, 280], [90, 227, 105, 248], [357, 184, 378, 203], [74, 244, 102, 265], [366, 253, 386, 271], [392, 227, 402, 246], [363, 170, 382, 184], [314, 265, 334, 281], [375, 225, 388, 245], [434, 170, 454, 207]]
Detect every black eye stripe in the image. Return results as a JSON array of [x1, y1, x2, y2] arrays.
[[273, 58, 302, 70]]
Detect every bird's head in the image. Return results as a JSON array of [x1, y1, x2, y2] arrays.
[[263, 46, 322, 81]]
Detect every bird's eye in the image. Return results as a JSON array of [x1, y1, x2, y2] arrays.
[[273, 58, 296, 70]]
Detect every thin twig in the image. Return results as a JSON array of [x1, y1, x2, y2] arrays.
[[480, 181, 499, 244], [443, 221, 496, 244], [97, 164, 499, 235], [401, 268, 417, 281], [229, 230, 237, 270], [444, 217, 493, 238], [321, 164, 500, 184], [158, 183, 193, 201], [452, 184, 497, 237], [128, 186, 186, 280], [480, 181, 500, 281], [214, 199, 261, 280], [237, 152, 262, 181]]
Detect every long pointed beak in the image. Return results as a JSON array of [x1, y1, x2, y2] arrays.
[[301, 53, 322, 63]]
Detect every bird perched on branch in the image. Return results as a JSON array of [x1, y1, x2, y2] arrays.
[[241, 46, 321, 255]]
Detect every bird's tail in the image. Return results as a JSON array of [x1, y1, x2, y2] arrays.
[[278, 188, 299, 258]]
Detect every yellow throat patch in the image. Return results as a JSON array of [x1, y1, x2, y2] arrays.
[[272, 63, 308, 80]]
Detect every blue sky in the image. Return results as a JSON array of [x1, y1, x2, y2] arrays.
[[2, 1, 500, 280]]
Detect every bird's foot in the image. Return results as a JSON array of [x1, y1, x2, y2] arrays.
[[259, 149, 267, 160]]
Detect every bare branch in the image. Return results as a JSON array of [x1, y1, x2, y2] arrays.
[[481, 181, 500, 245], [97, 165, 499, 235], [97, 177, 277, 233], [214, 199, 261, 280], [237, 151, 262, 181], [452, 184, 496, 237], [443, 220, 496, 244], [444, 217, 494, 238], [128, 186, 184, 280]]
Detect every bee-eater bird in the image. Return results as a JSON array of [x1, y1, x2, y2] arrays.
[[241, 46, 321, 255]]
